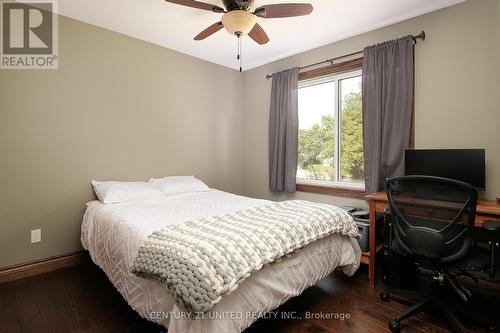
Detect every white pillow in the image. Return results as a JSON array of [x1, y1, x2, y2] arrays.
[[91, 180, 164, 204], [148, 176, 209, 196]]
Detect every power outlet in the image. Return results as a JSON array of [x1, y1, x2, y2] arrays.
[[31, 229, 41, 243]]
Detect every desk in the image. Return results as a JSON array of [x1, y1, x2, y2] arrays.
[[364, 191, 500, 288]]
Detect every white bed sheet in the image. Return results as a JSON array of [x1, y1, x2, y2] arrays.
[[81, 189, 361, 333]]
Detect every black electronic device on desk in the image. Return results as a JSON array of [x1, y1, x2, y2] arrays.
[[404, 148, 485, 190]]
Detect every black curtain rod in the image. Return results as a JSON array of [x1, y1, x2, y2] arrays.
[[265, 31, 426, 79]]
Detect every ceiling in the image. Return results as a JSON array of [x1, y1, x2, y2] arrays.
[[57, 0, 464, 71]]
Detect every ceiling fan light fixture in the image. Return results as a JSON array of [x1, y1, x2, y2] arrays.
[[221, 10, 256, 36]]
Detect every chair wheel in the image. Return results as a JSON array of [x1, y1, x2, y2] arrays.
[[380, 291, 390, 302], [389, 320, 401, 333]]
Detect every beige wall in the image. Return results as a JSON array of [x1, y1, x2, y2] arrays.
[[241, 0, 500, 206], [0, 16, 243, 268]]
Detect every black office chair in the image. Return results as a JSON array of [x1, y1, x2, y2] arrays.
[[381, 176, 479, 333]]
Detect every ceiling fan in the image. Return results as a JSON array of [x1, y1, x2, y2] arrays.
[[164, 0, 314, 45]]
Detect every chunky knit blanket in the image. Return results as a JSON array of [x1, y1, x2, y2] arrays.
[[132, 200, 358, 313]]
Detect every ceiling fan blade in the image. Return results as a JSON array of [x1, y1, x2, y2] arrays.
[[248, 23, 269, 45], [254, 3, 313, 18], [165, 0, 225, 13], [194, 22, 224, 40]]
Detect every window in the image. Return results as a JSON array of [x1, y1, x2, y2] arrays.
[[297, 70, 364, 189]]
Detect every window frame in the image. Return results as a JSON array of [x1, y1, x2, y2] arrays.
[[296, 58, 365, 198]]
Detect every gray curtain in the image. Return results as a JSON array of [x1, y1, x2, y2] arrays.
[[269, 67, 300, 192], [362, 36, 414, 193]]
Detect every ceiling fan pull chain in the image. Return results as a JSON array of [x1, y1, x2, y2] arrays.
[[240, 35, 243, 72], [237, 34, 240, 62], [236, 32, 243, 72]]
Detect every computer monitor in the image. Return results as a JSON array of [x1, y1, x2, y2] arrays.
[[405, 149, 485, 191]]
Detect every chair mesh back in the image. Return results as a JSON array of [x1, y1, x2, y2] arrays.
[[386, 176, 477, 262]]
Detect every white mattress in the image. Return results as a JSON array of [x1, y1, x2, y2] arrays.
[[81, 189, 361, 333]]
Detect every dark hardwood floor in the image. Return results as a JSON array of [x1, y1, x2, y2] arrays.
[[0, 260, 498, 333]]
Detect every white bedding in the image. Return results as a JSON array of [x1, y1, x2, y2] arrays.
[[81, 189, 361, 333]]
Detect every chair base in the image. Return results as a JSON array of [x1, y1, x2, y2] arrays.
[[380, 290, 468, 333]]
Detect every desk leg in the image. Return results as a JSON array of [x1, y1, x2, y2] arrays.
[[369, 200, 376, 288]]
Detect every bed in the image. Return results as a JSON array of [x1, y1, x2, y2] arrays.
[[81, 188, 361, 333]]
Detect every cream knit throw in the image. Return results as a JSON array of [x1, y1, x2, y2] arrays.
[[132, 200, 358, 313]]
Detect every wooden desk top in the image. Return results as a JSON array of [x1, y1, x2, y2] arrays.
[[365, 191, 500, 216]]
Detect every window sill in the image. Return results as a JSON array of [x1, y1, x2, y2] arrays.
[[296, 182, 366, 199]]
